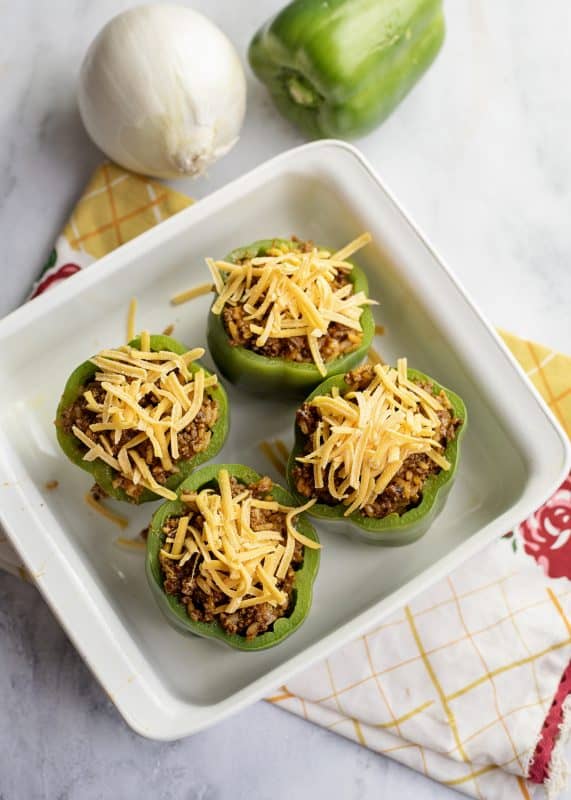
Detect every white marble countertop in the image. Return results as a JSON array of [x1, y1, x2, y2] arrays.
[[1, 1, 570, 798]]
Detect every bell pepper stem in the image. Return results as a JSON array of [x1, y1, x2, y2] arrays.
[[287, 74, 320, 108]]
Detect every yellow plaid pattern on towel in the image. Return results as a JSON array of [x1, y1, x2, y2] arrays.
[[62, 162, 192, 259], [500, 330, 571, 440], [270, 565, 571, 799]]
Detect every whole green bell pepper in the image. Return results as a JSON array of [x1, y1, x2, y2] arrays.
[[206, 239, 375, 397], [146, 463, 320, 651], [248, 0, 445, 139], [55, 335, 229, 504], [287, 367, 467, 545]]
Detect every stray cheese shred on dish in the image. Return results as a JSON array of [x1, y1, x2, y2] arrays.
[[72, 338, 217, 501], [367, 346, 384, 365], [126, 297, 138, 342], [170, 282, 214, 306], [84, 492, 129, 529], [161, 469, 320, 613], [206, 233, 376, 376], [115, 536, 146, 551], [297, 358, 451, 515], [258, 440, 286, 476]]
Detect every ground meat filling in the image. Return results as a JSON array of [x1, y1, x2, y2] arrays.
[[293, 365, 462, 519], [60, 380, 218, 500], [159, 477, 304, 640], [222, 239, 363, 363]]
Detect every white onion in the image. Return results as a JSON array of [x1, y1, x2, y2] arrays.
[[78, 4, 246, 179]]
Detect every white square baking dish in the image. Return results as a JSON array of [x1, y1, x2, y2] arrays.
[[0, 140, 568, 739]]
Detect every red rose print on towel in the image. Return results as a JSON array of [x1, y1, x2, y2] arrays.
[[31, 262, 81, 298], [519, 474, 571, 579]]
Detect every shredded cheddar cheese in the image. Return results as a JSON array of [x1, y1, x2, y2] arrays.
[[367, 346, 384, 365], [72, 343, 217, 501], [84, 492, 129, 529], [162, 469, 320, 612], [258, 440, 286, 476], [126, 298, 137, 342], [207, 234, 376, 376], [297, 359, 451, 516], [115, 536, 146, 551], [274, 439, 290, 463], [171, 283, 214, 306]]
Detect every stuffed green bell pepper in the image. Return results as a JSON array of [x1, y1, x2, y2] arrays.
[[248, 0, 445, 139], [146, 463, 320, 651], [206, 235, 375, 397], [287, 359, 466, 545], [55, 334, 229, 504]]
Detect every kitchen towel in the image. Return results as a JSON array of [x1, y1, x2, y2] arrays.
[[3, 162, 571, 800]]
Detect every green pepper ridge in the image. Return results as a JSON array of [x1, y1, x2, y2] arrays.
[[146, 463, 320, 651], [206, 239, 375, 397], [55, 335, 229, 504], [286, 367, 467, 545]]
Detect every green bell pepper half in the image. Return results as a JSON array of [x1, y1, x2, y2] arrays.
[[287, 367, 467, 545], [248, 0, 445, 140], [146, 463, 320, 651], [55, 335, 229, 504], [206, 239, 374, 397]]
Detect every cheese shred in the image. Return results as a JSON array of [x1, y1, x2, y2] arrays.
[[84, 492, 129, 529], [207, 234, 376, 376], [115, 536, 146, 551], [126, 298, 137, 342], [297, 359, 451, 515], [161, 469, 320, 613], [368, 346, 384, 365], [171, 283, 214, 306], [258, 441, 286, 476]]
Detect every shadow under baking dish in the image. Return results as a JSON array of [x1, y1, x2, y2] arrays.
[[0, 142, 566, 735]]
